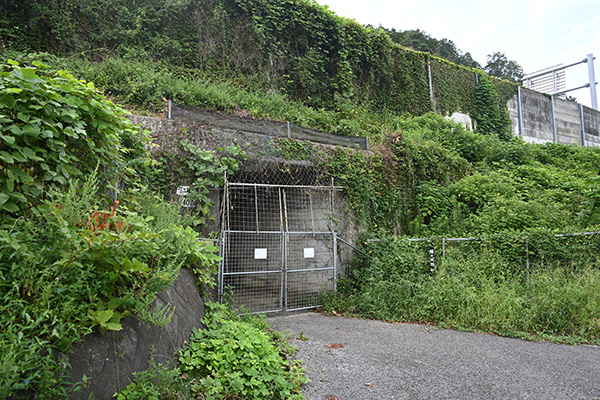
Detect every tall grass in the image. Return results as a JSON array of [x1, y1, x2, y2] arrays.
[[323, 236, 600, 344], [63, 56, 396, 138]]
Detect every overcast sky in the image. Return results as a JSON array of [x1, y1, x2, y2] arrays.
[[317, 0, 600, 107]]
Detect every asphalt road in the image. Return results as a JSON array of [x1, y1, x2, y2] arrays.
[[269, 312, 600, 400]]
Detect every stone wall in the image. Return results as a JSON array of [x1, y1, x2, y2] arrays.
[[66, 268, 206, 399]]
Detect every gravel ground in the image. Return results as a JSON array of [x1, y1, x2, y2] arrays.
[[269, 312, 600, 400]]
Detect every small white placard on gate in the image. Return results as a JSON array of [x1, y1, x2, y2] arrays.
[[304, 248, 315, 258], [255, 248, 268, 259]]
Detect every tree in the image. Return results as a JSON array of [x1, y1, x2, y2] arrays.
[[380, 27, 481, 69], [484, 52, 524, 82]]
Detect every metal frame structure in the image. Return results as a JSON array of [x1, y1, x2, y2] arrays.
[[522, 54, 598, 110], [218, 182, 342, 313]]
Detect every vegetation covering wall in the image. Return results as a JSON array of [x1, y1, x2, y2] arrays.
[[3, 0, 516, 127]]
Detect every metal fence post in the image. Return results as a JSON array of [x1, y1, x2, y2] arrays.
[[428, 61, 436, 112], [282, 231, 287, 312], [517, 86, 524, 137], [525, 241, 530, 287], [551, 96, 557, 143], [587, 54, 598, 110], [580, 104, 587, 146], [333, 232, 338, 291], [218, 231, 226, 303], [429, 244, 435, 275]]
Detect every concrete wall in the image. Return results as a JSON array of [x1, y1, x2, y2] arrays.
[[508, 87, 600, 146], [583, 107, 600, 146], [66, 268, 206, 399]]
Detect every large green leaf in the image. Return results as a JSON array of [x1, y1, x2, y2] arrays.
[[9, 192, 27, 203], [0, 151, 14, 164], [21, 68, 41, 81], [0, 134, 15, 145], [0, 200, 19, 212], [0, 94, 16, 108]]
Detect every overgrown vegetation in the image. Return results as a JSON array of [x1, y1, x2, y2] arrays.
[[3, 0, 517, 129], [0, 54, 271, 399], [0, 53, 147, 217], [116, 302, 306, 400], [4, 1, 600, 397], [315, 113, 600, 344], [323, 234, 600, 345], [0, 174, 220, 398]]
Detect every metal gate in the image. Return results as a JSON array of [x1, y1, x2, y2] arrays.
[[218, 183, 340, 313]]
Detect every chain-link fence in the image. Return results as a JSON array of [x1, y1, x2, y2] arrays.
[[369, 231, 600, 280]]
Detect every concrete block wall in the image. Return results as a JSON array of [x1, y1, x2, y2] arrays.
[[509, 86, 600, 147], [514, 89, 555, 144], [554, 98, 582, 145], [583, 107, 600, 146]]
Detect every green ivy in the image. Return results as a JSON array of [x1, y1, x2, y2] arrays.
[[144, 139, 246, 227], [474, 71, 513, 140], [5, 0, 519, 124]]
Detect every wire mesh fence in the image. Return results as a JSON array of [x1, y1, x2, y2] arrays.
[[219, 181, 346, 313], [368, 231, 600, 280]]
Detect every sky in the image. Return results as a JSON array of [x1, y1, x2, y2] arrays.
[[316, 0, 600, 108]]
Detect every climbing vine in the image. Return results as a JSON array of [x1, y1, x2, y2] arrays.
[[475, 71, 513, 140], [4, 0, 520, 124], [430, 57, 478, 116]]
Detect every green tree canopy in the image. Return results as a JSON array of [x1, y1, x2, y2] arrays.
[[381, 27, 481, 68], [484, 52, 524, 82]]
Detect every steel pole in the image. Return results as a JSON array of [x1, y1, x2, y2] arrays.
[[587, 54, 598, 110], [551, 96, 557, 143], [517, 86, 524, 137], [580, 104, 586, 146]]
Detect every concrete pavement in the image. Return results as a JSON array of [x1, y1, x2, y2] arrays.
[[269, 312, 600, 400]]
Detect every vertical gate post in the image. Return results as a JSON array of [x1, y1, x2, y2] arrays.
[[282, 231, 287, 312], [218, 231, 226, 303], [333, 232, 338, 291]]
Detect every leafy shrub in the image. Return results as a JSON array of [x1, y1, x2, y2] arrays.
[[323, 234, 600, 344], [115, 352, 191, 400], [178, 303, 306, 400], [0, 54, 225, 398], [0, 54, 148, 219], [0, 174, 218, 399]]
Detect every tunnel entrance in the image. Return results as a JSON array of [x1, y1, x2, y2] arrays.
[[218, 181, 340, 313]]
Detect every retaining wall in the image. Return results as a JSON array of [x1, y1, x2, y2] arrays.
[[66, 268, 206, 399], [508, 87, 600, 146]]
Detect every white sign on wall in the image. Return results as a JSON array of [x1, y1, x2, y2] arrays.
[[254, 248, 268, 259], [304, 248, 315, 258]]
